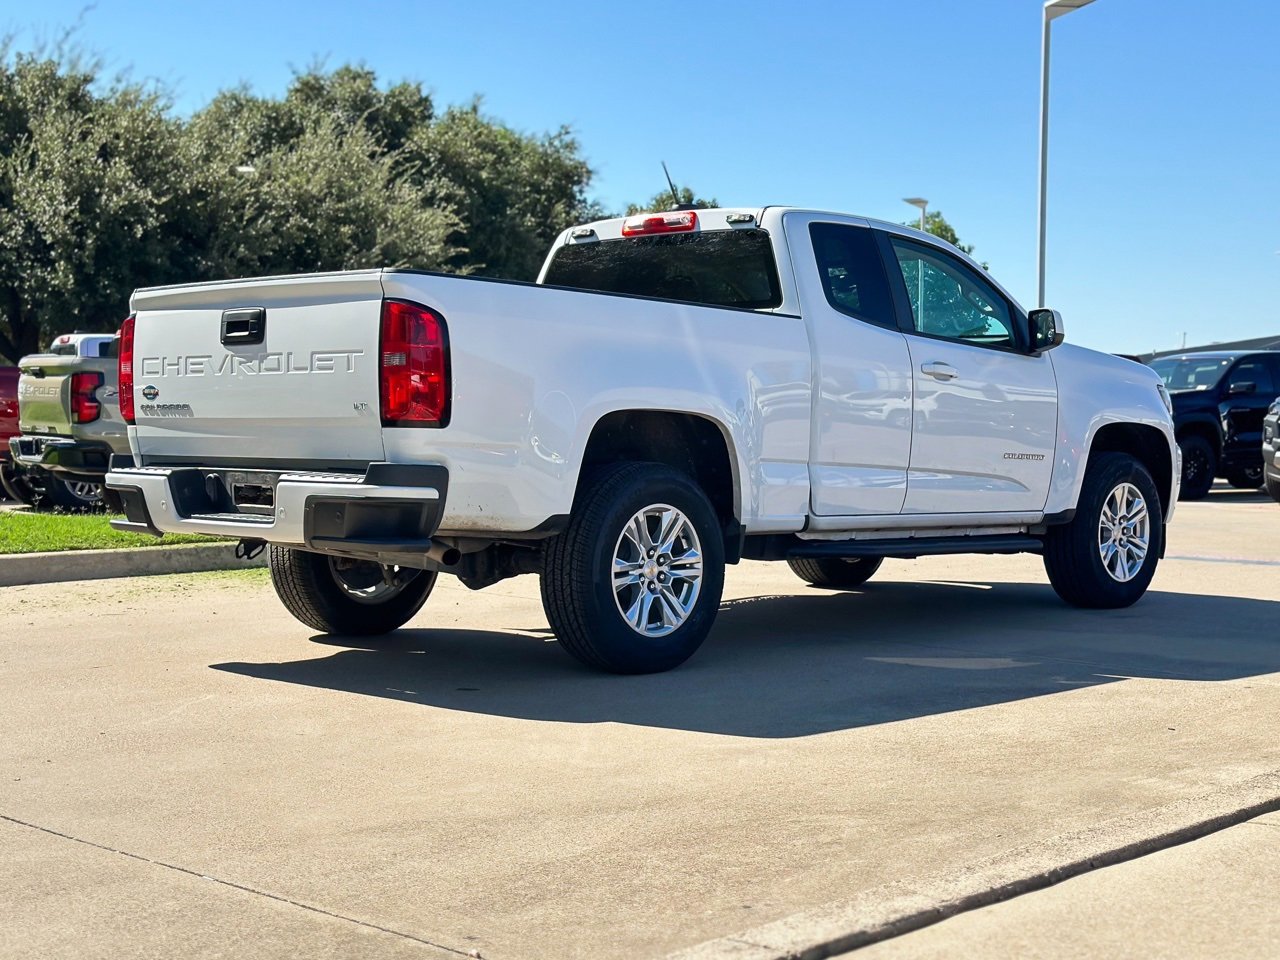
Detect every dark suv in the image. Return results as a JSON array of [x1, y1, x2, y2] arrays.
[[1150, 351, 1280, 499]]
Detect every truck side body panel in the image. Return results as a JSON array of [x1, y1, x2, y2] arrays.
[[378, 271, 813, 534]]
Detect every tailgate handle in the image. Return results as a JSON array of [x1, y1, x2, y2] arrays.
[[220, 308, 266, 346]]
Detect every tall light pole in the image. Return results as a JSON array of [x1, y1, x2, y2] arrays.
[[903, 197, 928, 232], [1038, 0, 1096, 307], [903, 198, 929, 322]]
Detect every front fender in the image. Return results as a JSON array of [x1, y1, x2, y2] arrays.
[[1044, 346, 1178, 519]]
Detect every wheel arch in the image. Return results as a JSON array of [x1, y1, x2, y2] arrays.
[[1174, 416, 1223, 456], [1088, 422, 1175, 517], [576, 409, 742, 558]]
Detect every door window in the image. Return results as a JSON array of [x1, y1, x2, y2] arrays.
[[1227, 360, 1275, 396], [889, 238, 1015, 348], [808, 223, 896, 329]]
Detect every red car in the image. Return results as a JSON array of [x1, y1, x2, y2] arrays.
[[0, 366, 21, 500], [0, 366, 18, 452]]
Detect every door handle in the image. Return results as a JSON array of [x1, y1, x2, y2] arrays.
[[920, 361, 957, 381]]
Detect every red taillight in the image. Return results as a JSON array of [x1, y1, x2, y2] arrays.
[[118, 315, 135, 424], [621, 210, 698, 236], [71, 371, 103, 424], [379, 299, 449, 427]]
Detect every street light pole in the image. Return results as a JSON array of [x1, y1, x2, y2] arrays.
[[903, 197, 928, 232], [903, 198, 929, 324], [1037, 0, 1096, 308]]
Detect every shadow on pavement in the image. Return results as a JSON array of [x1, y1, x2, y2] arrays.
[[1202, 485, 1273, 504], [212, 581, 1280, 739]]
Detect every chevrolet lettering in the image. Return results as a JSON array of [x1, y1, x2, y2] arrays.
[[138, 350, 363, 378]]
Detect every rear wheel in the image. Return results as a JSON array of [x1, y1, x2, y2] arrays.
[[1177, 435, 1215, 500], [0, 462, 39, 506], [268, 547, 436, 635], [1043, 453, 1163, 609], [41, 475, 105, 511], [787, 556, 883, 589], [541, 462, 725, 674], [1225, 464, 1264, 489]]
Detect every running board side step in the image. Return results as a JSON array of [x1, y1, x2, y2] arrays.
[[742, 534, 1044, 562]]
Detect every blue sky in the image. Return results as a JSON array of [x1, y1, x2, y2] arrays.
[[8, 0, 1279, 354]]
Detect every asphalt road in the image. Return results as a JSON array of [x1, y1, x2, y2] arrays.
[[2, 484, 1278, 959]]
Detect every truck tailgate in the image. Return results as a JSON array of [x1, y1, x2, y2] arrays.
[[17, 358, 78, 435], [129, 271, 386, 466]]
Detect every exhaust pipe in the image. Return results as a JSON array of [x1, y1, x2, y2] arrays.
[[425, 540, 461, 567]]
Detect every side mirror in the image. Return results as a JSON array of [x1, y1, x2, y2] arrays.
[[1028, 308, 1065, 353], [1227, 381, 1256, 396]]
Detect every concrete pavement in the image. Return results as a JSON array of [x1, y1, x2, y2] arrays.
[[1, 484, 1278, 959], [847, 812, 1280, 960]]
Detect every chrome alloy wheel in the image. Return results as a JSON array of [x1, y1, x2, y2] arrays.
[[612, 503, 704, 637], [1098, 482, 1150, 583], [67, 480, 103, 503]]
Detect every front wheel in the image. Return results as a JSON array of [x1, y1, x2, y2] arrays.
[[540, 462, 726, 674], [268, 548, 436, 635], [1043, 453, 1163, 609], [1225, 465, 1264, 489], [1177, 435, 1215, 500]]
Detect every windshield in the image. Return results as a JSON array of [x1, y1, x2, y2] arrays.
[[542, 230, 782, 310], [1149, 357, 1231, 392]]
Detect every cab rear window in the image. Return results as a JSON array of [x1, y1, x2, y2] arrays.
[[542, 230, 782, 310]]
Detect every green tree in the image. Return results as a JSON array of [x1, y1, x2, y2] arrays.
[[624, 184, 718, 216], [906, 209, 976, 256], [0, 48, 193, 361], [0, 56, 603, 362], [403, 101, 597, 280], [184, 70, 460, 280]]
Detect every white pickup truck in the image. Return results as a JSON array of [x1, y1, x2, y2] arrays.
[[107, 206, 1178, 673]]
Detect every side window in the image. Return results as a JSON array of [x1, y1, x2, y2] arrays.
[[808, 222, 896, 329], [889, 238, 1015, 348], [1228, 360, 1275, 395]]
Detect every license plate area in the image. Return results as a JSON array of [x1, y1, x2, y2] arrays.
[[167, 469, 285, 518], [222, 470, 277, 516]]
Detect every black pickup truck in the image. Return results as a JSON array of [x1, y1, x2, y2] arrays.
[[1150, 350, 1280, 499]]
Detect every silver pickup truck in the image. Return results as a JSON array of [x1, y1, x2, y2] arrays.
[[10, 332, 129, 509]]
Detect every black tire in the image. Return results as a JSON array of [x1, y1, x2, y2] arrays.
[[787, 556, 883, 589], [1177, 435, 1215, 500], [1266, 473, 1280, 504], [1225, 465, 1264, 489], [268, 547, 436, 635], [1043, 453, 1163, 609], [0, 462, 39, 506], [540, 462, 726, 674], [41, 475, 105, 511]]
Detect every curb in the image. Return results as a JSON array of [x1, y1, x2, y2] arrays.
[[0, 542, 267, 587], [666, 770, 1280, 960]]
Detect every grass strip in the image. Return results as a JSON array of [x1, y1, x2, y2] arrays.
[[0, 511, 219, 555]]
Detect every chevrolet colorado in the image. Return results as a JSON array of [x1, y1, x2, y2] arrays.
[[107, 207, 1178, 673], [10, 333, 129, 509]]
